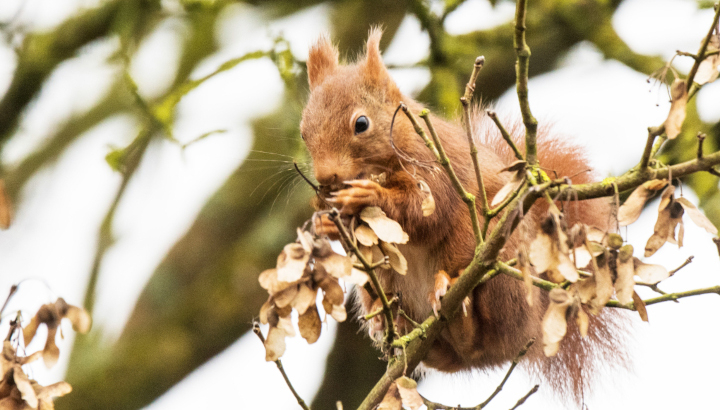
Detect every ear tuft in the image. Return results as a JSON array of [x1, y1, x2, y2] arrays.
[[307, 35, 338, 90], [363, 28, 401, 101], [365, 27, 384, 78]]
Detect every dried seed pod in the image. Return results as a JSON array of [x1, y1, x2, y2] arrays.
[[360, 206, 409, 244], [542, 288, 572, 356], [664, 79, 688, 139]]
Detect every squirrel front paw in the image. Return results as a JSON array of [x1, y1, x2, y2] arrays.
[[328, 179, 386, 215], [314, 213, 341, 240]]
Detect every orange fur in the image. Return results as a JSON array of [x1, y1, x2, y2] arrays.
[[301, 30, 628, 403]]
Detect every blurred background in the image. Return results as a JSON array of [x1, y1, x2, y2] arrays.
[[0, 0, 718, 409]]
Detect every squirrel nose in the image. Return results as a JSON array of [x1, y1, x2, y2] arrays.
[[315, 169, 338, 186]]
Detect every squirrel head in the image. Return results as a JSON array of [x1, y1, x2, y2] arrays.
[[300, 28, 404, 190]]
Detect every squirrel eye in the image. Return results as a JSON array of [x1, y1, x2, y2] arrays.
[[354, 116, 369, 134], [300, 133, 305, 141]]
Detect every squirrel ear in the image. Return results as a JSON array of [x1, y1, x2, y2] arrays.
[[363, 28, 401, 101], [307, 35, 338, 90]]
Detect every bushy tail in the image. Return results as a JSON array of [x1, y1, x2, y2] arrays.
[[472, 108, 631, 403]]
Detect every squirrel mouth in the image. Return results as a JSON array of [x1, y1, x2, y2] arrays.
[[317, 172, 365, 196]]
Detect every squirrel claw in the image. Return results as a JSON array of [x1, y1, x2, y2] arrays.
[[332, 184, 385, 215]]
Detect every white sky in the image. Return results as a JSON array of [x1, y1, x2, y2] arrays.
[[0, 0, 718, 409]]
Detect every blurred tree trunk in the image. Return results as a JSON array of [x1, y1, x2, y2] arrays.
[[0, 0, 160, 147], [60, 102, 312, 409], [310, 309, 387, 410], [330, 0, 408, 54]]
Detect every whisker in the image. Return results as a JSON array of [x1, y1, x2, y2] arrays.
[[249, 167, 294, 197], [286, 177, 305, 206], [248, 150, 297, 159], [270, 173, 300, 211], [260, 171, 298, 203], [273, 137, 304, 142], [239, 164, 297, 172], [243, 158, 295, 164]]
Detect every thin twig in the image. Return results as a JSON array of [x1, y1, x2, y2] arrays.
[[509, 385, 540, 410], [616, 286, 720, 308], [420, 110, 484, 245], [0, 285, 17, 319], [640, 8, 719, 166], [354, 256, 390, 271], [420, 339, 536, 410], [697, 133, 707, 160], [669, 256, 694, 277], [513, 0, 538, 165], [650, 284, 674, 299], [363, 296, 398, 321], [487, 110, 524, 161], [497, 262, 557, 291], [640, 128, 658, 170], [648, 134, 667, 164], [550, 148, 720, 201], [487, 182, 525, 218], [398, 309, 422, 329], [83, 126, 153, 314], [478, 338, 535, 408], [399, 103, 440, 157], [293, 161, 318, 191], [253, 322, 311, 410], [686, 3, 720, 89], [401, 105, 484, 245], [676, 49, 720, 59], [421, 395, 470, 410], [714, 237, 720, 259], [460, 56, 490, 221], [498, 261, 720, 310], [364, 307, 384, 321], [326, 209, 397, 350], [461, 56, 485, 104], [391, 317, 434, 349]]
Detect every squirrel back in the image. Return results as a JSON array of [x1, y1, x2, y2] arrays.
[[300, 29, 628, 403]]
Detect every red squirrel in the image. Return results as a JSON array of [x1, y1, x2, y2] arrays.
[[300, 29, 627, 401]]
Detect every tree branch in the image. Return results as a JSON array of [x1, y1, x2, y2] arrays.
[[513, 0, 538, 165], [0, 1, 124, 145], [552, 148, 720, 201], [508, 385, 539, 410], [358, 182, 537, 410], [253, 322, 311, 410], [487, 110, 524, 161], [686, 3, 720, 89], [401, 105, 483, 245], [498, 261, 720, 311], [460, 56, 490, 219], [477, 338, 535, 408], [327, 209, 397, 350], [82, 126, 154, 314], [4, 82, 129, 201], [419, 339, 535, 410]]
